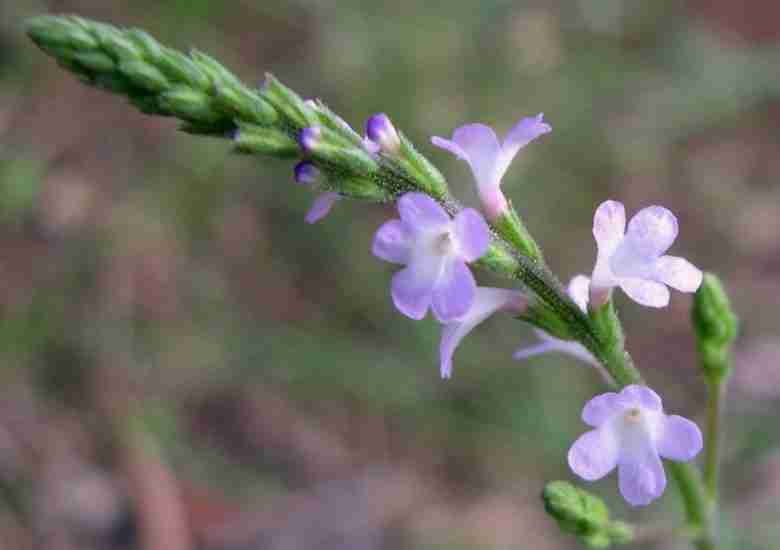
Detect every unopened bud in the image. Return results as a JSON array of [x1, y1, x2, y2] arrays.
[[365, 113, 400, 154], [293, 161, 320, 185]]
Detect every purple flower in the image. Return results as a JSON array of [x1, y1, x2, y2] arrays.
[[365, 113, 401, 154], [590, 201, 703, 308], [440, 287, 527, 379], [513, 275, 612, 380], [293, 161, 341, 224], [431, 114, 551, 220], [568, 385, 702, 507], [372, 192, 490, 322]]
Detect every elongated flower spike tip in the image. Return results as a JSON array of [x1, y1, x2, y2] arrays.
[[568, 385, 703, 507], [439, 287, 527, 379], [365, 113, 401, 154], [372, 192, 490, 322], [589, 200, 703, 309], [432, 114, 550, 220]]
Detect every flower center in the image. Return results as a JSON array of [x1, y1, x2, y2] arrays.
[[624, 407, 642, 423], [434, 231, 454, 255]]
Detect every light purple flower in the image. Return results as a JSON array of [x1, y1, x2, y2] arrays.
[[440, 287, 527, 379], [431, 114, 551, 220], [513, 275, 613, 382], [590, 200, 703, 308], [568, 385, 702, 507], [293, 161, 341, 224], [372, 192, 490, 322], [365, 113, 401, 154]]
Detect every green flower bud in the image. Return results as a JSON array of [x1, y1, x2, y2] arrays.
[[156, 48, 210, 90], [542, 481, 633, 549], [119, 60, 170, 92], [158, 87, 220, 123], [72, 50, 116, 72], [233, 123, 299, 157], [692, 273, 738, 382], [26, 16, 98, 51], [393, 133, 449, 200], [262, 73, 318, 128], [215, 86, 277, 126]]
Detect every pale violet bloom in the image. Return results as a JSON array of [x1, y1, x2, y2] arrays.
[[431, 114, 551, 220], [590, 200, 703, 308], [293, 161, 341, 224], [568, 385, 703, 507], [372, 192, 490, 322], [440, 287, 528, 379], [513, 275, 612, 381]]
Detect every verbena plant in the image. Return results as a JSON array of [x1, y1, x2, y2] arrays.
[[26, 15, 739, 549]]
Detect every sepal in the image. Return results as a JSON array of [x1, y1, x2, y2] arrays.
[[233, 123, 299, 157]]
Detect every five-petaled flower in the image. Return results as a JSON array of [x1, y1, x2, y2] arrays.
[[372, 192, 490, 322], [439, 287, 527, 379], [590, 200, 703, 308], [568, 385, 702, 507], [432, 114, 551, 221]]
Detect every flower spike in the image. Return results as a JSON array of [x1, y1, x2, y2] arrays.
[[590, 200, 703, 308], [372, 192, 490, 322], [432, 114, 550, 220], [568, 385, 702, 507], [440, 287, 527, 379]]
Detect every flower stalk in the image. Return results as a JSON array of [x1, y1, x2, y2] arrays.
[[27, 14, 720, 549]]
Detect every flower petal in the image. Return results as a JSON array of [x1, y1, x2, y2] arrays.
[[618, 385, 663, 411], [582, 392, 623, 427], [618, 447, 667, 506], [305, 192, 340, 224], [625, 206, 678, 259], [397, 192, 450, 232], [503, 113, 552, 152], [655, 256, 703, 293], [431, 259, 476, 322], [390, 257, 440, 320], [512, 341, 560, 362], [433, 124, 501, 192], [453, 208, 490, 262], [619, 278, 670, 308], [372, 219, 411, 264], [592, 200, 626, 256], [497, 113, 551, 178], [440, 287, 526, 379], [568, 428, 619, 481], [567, 275, 591, 313], [657, 415, 703, 462]]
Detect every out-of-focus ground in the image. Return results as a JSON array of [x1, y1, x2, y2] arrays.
[[0, 1, 779, 549]]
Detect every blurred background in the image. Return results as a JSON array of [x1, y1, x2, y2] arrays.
[[0, 0, 779, 548]]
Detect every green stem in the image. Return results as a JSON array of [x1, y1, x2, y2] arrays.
[[704, 379, 725, 502]]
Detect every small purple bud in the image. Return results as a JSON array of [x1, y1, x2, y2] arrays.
[[294, 161, 320, 185], [298, 126, 322, 154], [365, 113, 400, 154]]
